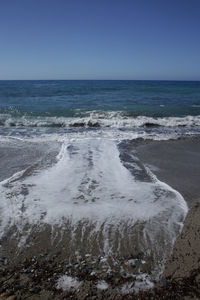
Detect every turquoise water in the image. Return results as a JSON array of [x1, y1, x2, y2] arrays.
[[0, 80, 200, 119]]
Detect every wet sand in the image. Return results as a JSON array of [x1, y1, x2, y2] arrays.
[[164, 200, 200, 278], [134, 136, 200, 207], [0, 140, 60, 182], [134, 136, 200, 288], [1, 136, 200, 299]]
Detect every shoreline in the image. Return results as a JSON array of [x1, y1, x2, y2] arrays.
[[0, 136, 200, 299]]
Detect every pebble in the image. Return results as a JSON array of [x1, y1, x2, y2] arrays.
[[6, 296, 16, 300], [114, 278, 120, 284], [24, 268, 30, 273], [0, 236, 7, 242], [85, 254, 91, 258], [13, 284, 20, 290], [0, 252, 158, 299], [34, 287, 41, 293], [66, 263, 72, 268], [160, 278, 167, 287]]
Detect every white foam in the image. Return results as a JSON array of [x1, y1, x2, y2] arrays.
[[0, 125, 194, 145], [120, 274, 154, 294], [56, 275, 81, 291], [96, 280, 109, 290], [1, 112, 200, 128], [0, 138, 188, 259], [0, 139, 187, 229], [0, 137, 188, 284]]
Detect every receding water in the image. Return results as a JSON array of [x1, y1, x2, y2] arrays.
[[0, 80, 199, 286]]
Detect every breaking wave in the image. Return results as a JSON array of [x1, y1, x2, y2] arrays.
[[0, 112, 200, 128]]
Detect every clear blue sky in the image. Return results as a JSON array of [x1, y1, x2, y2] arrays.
[[0, 0, 200, 80]]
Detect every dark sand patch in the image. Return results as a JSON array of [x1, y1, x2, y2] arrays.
[[133, 136, 200, 207]]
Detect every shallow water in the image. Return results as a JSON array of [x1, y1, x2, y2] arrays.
[[0, 134, 188, 280], [0, 80, 199, 285]]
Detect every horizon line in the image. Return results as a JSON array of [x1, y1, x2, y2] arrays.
[[0, 79, 200, 82]]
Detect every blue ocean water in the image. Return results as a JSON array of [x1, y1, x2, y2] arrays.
[[0, 80, 200, 119]]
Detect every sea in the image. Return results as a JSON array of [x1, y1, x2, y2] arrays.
[[0, 80, 200, 288]]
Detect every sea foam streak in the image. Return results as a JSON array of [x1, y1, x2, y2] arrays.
[[0, 139, 187, 224], [0, 138, 187, 275]]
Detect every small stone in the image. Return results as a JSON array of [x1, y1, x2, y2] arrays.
[[136, 277, 143, 282], [82, 268, 87, 273], [90, 271, 96, 276], [13, 284, 20, 290], [85, 254, 91, 258], [100, 257, 107, 263], [34, 287, 41, 293], [1, 235, 7, 242], [24, 268, 30, 273], [6, 296, 16, 300], [107, 274, 113, 280], [115, 278, 120, 284], [160, 278, 167, 287]]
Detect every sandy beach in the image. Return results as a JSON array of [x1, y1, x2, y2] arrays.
[[1, 0, 200, 296], [0, 136, 200, 299]]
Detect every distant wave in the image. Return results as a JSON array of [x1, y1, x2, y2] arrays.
[[0, 111, 200, 128]]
